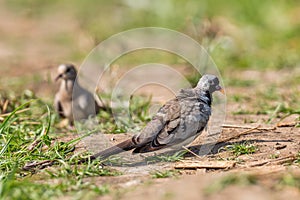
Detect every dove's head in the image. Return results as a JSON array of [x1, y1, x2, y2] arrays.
[[196, 74, 224, 94], [55, 64, 77, 81]]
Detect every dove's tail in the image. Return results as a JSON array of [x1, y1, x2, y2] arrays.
[[78, 139, 136, 164]]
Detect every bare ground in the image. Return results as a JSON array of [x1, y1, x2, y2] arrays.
[[82, 123, 300, 200]]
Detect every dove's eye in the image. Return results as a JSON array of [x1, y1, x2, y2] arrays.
[[66, 68, 71, 73]]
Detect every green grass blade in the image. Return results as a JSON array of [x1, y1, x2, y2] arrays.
[[0, 136, 13, 156], [0, 100, 33, 134]]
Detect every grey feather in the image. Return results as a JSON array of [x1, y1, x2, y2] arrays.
[[83, 74, 223, 161]]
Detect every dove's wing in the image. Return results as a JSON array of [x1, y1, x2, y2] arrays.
[[54, 94, 65, 118], [85, 98, 181, 160], [133, 98, 181, 153], [134, 89, 212, 153]]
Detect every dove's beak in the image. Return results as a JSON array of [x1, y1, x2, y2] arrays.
[[55, 74, 63, 81], [216, 85, 225, 94], [219, 88, 225, 94]]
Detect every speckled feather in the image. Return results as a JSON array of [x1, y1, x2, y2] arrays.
[[87, 74, 222, 161]]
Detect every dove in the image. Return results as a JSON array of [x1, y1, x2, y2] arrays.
[[82, 74, 224, 162], [54, 64, 104, 125]]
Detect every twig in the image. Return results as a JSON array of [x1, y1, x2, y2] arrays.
[[182, 146, 203, 160], [0, 108, 30, 118], [27, 139, 41, 151], [217, 125, 262, 144], [247, 155, 296, 168], [271, 156, 296, 165], [2, 99, 9, 113], [276, 122, 297, 128], [21, 121, 41, 125], [23, 160, 55, 171], [175, 160, 235, 169], [222, 124, 276, 131]]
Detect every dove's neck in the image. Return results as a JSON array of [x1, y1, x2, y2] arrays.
[[197, 89, 212, 106], [60, 79, 78, 95]]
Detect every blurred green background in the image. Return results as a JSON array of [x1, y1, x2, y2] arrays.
[[0, 0, 299, 72], [0, 0, 298, 117]]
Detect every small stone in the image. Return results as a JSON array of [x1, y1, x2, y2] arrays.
[[274, 143, 287, 150]]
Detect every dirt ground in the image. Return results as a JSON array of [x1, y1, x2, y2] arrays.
[[1, 59, 299, 199]]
